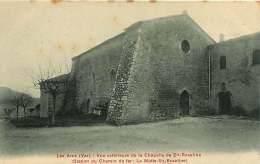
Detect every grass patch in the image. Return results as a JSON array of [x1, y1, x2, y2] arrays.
[[10, 117, 48, 128]]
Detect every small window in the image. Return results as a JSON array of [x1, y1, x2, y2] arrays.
[[252, 50, 260, 65], [181, 40, 190, 53], [220, 56, 226, 69]]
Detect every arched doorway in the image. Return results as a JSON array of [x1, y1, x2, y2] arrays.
[[180, 90, 190, 116]]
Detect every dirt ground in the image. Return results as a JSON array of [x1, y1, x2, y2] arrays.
[[0, 116, 259, 156]]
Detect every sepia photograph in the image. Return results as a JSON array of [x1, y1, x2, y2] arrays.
[[0, 1, 259, 164]]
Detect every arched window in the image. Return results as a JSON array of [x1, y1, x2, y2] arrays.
[[181, 40, 190, 53]]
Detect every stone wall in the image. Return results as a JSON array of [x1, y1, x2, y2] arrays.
[[121, 15, 214, 124], [107, 28, 139, 125], [40, 78, 67, 118], [60, 60, 80, 114], [209, 33, 260, 114], [72, 33, 124, 114], [107, 14, 215, 124]]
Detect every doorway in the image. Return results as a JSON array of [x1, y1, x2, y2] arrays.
[[218, 92, 232, 114], [218, 82, 232, 114], [180, 90, 189, 116]]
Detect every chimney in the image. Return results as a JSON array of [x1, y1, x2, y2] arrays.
[[182, 10, 188, 15], [219, 33, 224, 42]]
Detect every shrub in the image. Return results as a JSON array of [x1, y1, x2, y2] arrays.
[[10, 117, 48, 128]]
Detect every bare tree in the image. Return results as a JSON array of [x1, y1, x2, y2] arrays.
[[10, 95, 22, 120], [20, 93, 33, 118], [3, 108, 15, 119], [31, 62, 69, 126]]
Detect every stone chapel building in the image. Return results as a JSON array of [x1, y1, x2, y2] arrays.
[[40, 13, 260, 125]]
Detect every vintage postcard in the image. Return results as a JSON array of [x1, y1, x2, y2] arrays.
[[0, 1, 259, 164]]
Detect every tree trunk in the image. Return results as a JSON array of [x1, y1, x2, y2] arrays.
[[23, 107, 26, 118], [51, 95, 56, 125]]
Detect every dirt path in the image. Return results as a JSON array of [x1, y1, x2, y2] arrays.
[[0, 116, 259, 156]]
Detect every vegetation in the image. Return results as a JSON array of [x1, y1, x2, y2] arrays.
[[9, 95, 21, 120], [20, 93, 34, 118], [8, 93, 34, 120], [10, 117, 48, 128], [0, 87, 38, 120], [3, 108, 15, 118], [31, 63, 69, 126], [10, 114, 106, 128]]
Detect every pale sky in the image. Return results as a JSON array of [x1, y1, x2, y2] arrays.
[[0, 1, 260, 97]]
